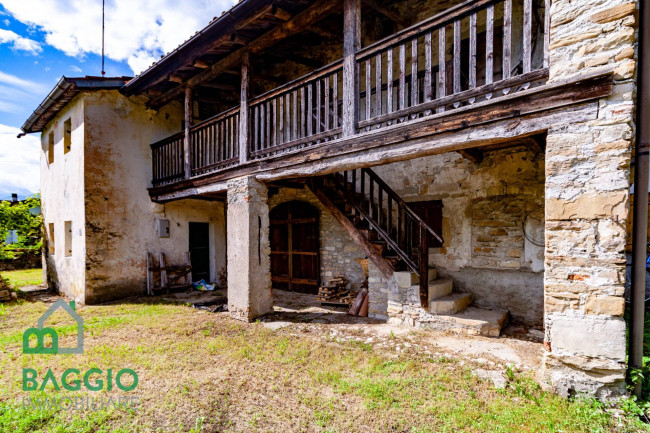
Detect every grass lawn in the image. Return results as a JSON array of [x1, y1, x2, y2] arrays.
[[1, 268, 43, 289], [0, 298, 647, 433]]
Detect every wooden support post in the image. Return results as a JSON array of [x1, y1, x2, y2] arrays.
[[184, 87, 192, 179], [343, 0, 361, 137], [159, 252, 168, 292], [239, 51, 250, 164]]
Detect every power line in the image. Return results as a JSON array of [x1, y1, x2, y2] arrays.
[[101, 0, 106, 77]]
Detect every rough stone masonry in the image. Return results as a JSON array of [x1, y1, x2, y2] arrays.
[[542, 0, 637, 398]]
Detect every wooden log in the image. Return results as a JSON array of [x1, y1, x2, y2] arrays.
[[342, 0, 361, 137], [523, 0, 532, 73], [239, 51, 249, 164], [184, 87, 192, 179]]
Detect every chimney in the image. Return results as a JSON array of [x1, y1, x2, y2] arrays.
[[11, 193, 17, 203]]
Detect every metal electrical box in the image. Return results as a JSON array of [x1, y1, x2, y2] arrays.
[[157, 219, 170, 238]]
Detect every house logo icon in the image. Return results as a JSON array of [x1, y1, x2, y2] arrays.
[[22, 300, 84, 355]]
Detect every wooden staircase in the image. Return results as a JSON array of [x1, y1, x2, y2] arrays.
[[308, 167, 443, 309]]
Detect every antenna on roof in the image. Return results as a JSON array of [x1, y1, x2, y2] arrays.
[[101, 0, 106, 77]]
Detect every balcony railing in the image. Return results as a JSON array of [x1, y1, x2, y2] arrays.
[[151, 0, 549, 187]]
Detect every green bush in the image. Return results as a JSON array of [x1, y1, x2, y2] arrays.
[[0, 195, 42, 260]]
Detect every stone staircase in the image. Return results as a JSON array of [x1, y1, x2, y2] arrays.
[[390, 269, 509, 337]]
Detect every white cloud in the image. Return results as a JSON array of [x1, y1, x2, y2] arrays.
[[0, 70, 46, 93], [0, 71, 47, 114], [0, 28, 41, 54], [0, 0, 239, 74], [69, 65, 82, 73], [0, 123, 40, 195]]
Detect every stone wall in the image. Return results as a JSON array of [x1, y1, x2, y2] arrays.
[[268, 186, 367, 291], [372, 147, 545, 324], [541, 0, 637, 398]]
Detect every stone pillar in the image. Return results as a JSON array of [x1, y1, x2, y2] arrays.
[[542, 0, 636, 398], [226, 176, 273, 321]]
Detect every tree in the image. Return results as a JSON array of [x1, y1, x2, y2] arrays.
[[0, 195, 42, 260]]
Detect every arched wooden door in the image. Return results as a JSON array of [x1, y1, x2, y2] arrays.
[[270, 201, 320, 293]]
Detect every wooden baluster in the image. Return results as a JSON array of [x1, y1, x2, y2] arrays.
[[260, 104, 266, 154], [397, 207, 402, 249], [544, 0, 550, 68], [438, 26, 446, 113], [369, 178, 374, 220], [523, 0, 532, 75], [324, 76, 330, 132], [398, 43, 406, 116], [410, 37, 418, 118], [300, 87, 306, 138], [333, 73, 339, 129], [279, 95, 285, 144], [387, 47, 394, 123], [292, 90, 298, 141], [365, 59, 371, 124], [316, 80, 322, 134], [360, 169, 366, 211], [453, 19, 461, 107], [469, 13, 477, 104], [266, 102, 271, 152], [352, 169, 357, 194], [375, 54, 382, 121], [285, 93, 291, 142], [388, 197, 393, 237], [424, 32, 433, 111], [503, 0, 512, 93], [307, 84, 313, 137], [419, 224, 428, 308], [486, 4, 494, 99], [378, 186, 383, 228], [253, 106, 259, 155]]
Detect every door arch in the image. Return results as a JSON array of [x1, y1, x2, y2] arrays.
[[270, 201, 320, 293]]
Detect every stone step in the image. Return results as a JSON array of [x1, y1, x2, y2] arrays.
[[429, 292, 472, 315], [393, 269, 439, 289], [403, 306, 509, 337], [427, 278, 452, 300]]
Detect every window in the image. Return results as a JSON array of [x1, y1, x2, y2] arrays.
[[63, 118, 71, 154], [64, 221, 72, 257], [48, 131, 54, 164], [48, 223, 55, 255]]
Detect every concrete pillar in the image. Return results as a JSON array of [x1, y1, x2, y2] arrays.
[[226, 176, 273, 321], [542, 0, 636, 398]]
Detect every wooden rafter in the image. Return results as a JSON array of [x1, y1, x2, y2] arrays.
[[150, 0, 341, 108]]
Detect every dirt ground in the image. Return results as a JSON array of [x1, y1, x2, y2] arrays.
[[163, 288, 544, 388]]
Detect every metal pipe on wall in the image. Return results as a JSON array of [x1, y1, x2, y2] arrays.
[[630, 0, 650, 399]]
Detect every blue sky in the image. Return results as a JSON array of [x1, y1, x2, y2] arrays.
[[0, 0, 236, 199]]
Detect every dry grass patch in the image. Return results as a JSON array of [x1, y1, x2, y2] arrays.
[[0, 298, 647, 432]]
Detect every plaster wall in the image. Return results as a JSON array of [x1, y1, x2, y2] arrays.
[[82, 91, 226, 303], [40, 95, 87, 303]]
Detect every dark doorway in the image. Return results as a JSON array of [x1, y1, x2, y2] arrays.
[[409, 200, 444, 248], [189, 222, 210, 282], [270, 201, 320, 293]]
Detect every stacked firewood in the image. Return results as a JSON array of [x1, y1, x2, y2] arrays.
[[318, 276, 357, 304]]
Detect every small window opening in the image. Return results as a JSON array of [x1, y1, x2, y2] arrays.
[[63, 118, 71, 154], [48, 131, 54, 164], [48, 223, 55, 255], [64, 221, 72, 257]]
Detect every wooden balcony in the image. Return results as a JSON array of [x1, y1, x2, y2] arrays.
[[151, 0, 555, 192]]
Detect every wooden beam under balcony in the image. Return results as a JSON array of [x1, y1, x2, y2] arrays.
[[150, 0, 342, 108]]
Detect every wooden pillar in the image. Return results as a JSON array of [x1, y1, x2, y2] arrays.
[[184, 87, 192, 179], [239, 51, 250, 164], [342, 0, 361, 137]]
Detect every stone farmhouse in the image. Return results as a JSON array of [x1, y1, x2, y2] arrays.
[[19, 0, 644, 398]]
